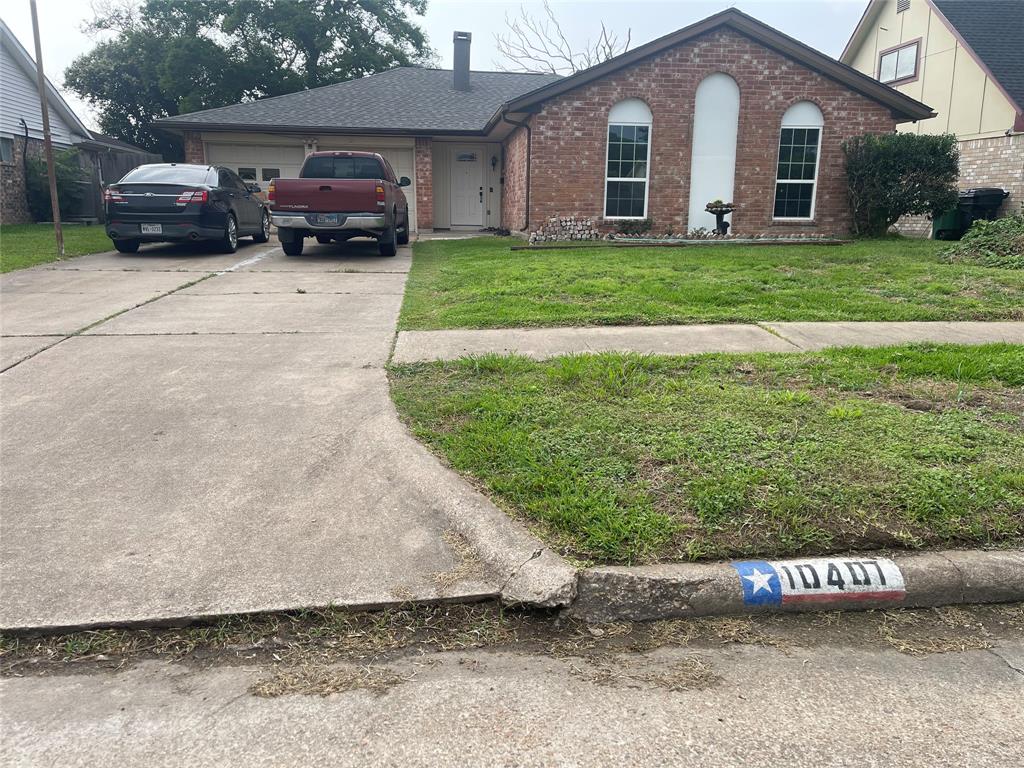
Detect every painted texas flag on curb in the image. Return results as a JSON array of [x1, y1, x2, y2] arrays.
[[732, 557, 906, 607]]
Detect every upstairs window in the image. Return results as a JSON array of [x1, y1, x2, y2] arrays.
[[773, 101, 823, 220], [605, 99, 652, 219], [878, 41, 919, 84]]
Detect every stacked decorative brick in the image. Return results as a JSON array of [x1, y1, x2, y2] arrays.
[[529, 215, 601, 243]]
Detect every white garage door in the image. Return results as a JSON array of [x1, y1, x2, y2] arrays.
[[206, 144, 305, 193], [316, 144, 416, 232], [208, 142, 416, 231]]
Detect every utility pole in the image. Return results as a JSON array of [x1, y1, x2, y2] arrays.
[[29, 0, 64, 258]]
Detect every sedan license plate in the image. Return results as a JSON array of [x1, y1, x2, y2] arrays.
[[140, 223, 163, 234], [314, 214, 339, 225]]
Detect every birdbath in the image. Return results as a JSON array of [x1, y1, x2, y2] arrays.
[[705, 201, 736, 235]]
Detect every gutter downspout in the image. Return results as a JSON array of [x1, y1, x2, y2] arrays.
[[500, 109, 531, 231]]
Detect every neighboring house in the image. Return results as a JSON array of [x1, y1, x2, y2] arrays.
[[842, 0, 1024, 233], [157, 9, 932, 237], [0, 18, 158, 224]]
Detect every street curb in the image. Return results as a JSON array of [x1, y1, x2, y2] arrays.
[[570, 549, 1024, 623]]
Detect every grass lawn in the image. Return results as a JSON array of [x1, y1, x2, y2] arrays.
[[391, 344, 1024, 565], [399, 237, 1024, 329], [0, 223, 112, 273]]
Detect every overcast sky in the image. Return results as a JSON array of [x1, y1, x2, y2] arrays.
[[2, 0, 868, 130]]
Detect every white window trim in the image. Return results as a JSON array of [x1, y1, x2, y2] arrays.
[[603, 121, 652, 221], [772, 124, 823, 222]]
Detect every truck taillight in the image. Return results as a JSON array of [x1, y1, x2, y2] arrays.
[[267, 181, 275, 203], [103, 188, 125, 203], [376, 185, 385, 206], [175, 190, 208, 206]]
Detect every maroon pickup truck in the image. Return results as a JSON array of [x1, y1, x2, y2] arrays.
[[268, 151, 411, 257]]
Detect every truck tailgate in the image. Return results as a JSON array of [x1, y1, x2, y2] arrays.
[[272, 179, 380, 213]]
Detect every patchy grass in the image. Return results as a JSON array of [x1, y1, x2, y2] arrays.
[[399, 237, 1024, 329], [390, 343, 1024, 564], [4, 604, 1021, 681], [0, 223, 112, 272]]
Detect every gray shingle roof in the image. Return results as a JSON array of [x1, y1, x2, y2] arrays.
[[157, 68, 562, 134], [933, 0, 1024, 111]]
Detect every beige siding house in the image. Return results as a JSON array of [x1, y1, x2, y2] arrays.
[[842, 0, 1023, 233]]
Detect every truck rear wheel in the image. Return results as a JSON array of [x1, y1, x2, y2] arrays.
[[378, 221, 397, 257], [315, 234, 333, 245], [397, 212, 410, 245], [282, 238, 304, 256]]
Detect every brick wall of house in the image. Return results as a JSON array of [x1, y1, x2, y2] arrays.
[[519, 28, 897, 237], [183, 131, 205, 164], [1, 136, 44, 224], [414, 137, 433, 230], [959, 134, 1024, 216], [896, 133, 1023, 237], [501, 125, 529, 231]]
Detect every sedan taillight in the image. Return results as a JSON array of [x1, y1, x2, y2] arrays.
[[176, 190, 208, 206], [103, 188, 126, 203]]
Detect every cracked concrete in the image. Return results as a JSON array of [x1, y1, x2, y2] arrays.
[[0, 240, 573, 631]]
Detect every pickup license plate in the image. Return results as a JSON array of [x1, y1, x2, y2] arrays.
[[313, 214, 339, 225], [140, 224, 163, 234]]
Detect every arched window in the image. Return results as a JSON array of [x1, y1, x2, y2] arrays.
[[773, 101, 824, 220], [605, 99, 652, 219]]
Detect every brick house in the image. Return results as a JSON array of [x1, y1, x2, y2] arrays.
[[156, 9, 932, 238], [842, 0, 1024, 234]]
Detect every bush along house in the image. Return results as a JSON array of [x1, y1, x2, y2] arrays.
[[156, 9, 933, 239]]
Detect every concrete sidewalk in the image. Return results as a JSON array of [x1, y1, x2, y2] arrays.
[[392, 321, 1024, 362]]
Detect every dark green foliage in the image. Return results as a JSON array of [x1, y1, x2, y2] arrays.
[[943, 214, 1024, 269], [24, 150, 88, 222], [615, 218, 652, 236], [843, 133, 959, 237], [64, 0, 433, 159]]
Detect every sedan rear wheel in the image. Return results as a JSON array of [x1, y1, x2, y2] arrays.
[[113, 239, 140, 254], [253, 209, 271, 243], [219, 214, 238, 254]]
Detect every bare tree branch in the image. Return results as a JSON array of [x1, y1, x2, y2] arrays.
[[494, 0, 631, 75]]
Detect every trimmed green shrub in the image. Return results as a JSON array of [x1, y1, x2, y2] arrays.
[[25, 149, 88, 221], [615, 218, 652, 236], [942, 214, 1024, 269], [843, 133, 959, 237]]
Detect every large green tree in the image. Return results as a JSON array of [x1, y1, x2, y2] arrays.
[[65, 0, 433, 160]]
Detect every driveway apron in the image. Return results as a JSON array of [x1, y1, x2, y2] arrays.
[[0, 241, 496, 630]]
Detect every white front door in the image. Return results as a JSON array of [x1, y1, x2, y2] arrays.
[[450, 146, 484, 226]]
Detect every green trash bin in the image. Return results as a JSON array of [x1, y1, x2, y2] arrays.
[[932, 207, 967, 241]]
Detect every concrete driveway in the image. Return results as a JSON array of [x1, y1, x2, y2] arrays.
[[1, 239, 534, 630]]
